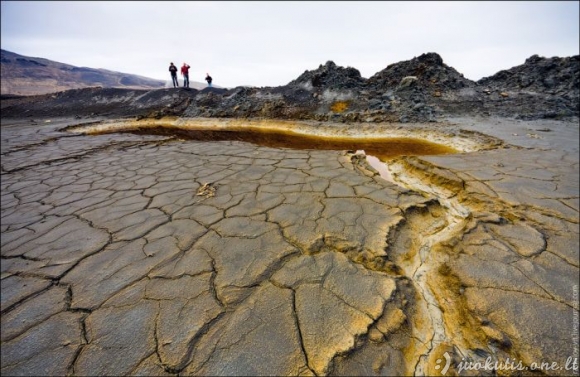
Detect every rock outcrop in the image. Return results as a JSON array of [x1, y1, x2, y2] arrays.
[[289, 60, 366, 90], [477, 54, 579, 119], [367, 52, 475, 92], [478, 54, 579, 96]]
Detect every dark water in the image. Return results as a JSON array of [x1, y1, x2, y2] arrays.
[[127, 127, 458, 160]]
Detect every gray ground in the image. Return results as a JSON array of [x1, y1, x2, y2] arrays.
[[1, 115, 578, 376]]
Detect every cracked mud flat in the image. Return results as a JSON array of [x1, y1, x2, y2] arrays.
[[1, 116, 578, 376]]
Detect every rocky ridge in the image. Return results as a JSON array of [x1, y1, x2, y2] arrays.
[[476, 54, 580, 120], [2, 52, 578, 123], [478, 54, 579, 97]]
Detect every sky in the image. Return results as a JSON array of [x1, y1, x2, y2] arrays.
[[1, 1, 579, 88]]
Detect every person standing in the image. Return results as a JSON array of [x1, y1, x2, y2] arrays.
[[169, 62, 178, 88], [205, 73, 213, 87], [181, 63, 191, 88]]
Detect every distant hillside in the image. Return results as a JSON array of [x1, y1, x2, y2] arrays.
[[0, 49, 169, 96]]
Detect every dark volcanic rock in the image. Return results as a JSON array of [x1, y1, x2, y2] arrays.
[[478, 55, 579, 95], [367, 52, 475, 93], [477, 55, 580, 119], [199, 87, 229, 95], [288, 61, 365, 90], [1, 87, 197, 118], [360, 53, 480, 122]]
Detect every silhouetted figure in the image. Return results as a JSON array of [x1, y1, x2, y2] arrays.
[[169, 62, 178, 88], [205, 73, 213, 87], [181, 63, 191, 88]]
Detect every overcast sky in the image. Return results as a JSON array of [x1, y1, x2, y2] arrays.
[[1, 1, 579, 88]]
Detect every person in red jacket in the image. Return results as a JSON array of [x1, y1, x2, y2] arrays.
[[181, 63, 191, 88]]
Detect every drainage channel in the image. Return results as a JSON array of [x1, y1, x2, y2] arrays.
[[386, 159, 472, 376], [103, 126, 460, 162], [357, 145, 481, 375], [66, 118, 467, 171]]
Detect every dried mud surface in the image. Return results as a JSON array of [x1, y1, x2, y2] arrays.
[[1, 110, 578, 376]]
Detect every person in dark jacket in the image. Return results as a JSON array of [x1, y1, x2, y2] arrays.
[[169, 62, 178, 88], [181, 63, 191, 88], [205, 73, 213, 87]]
